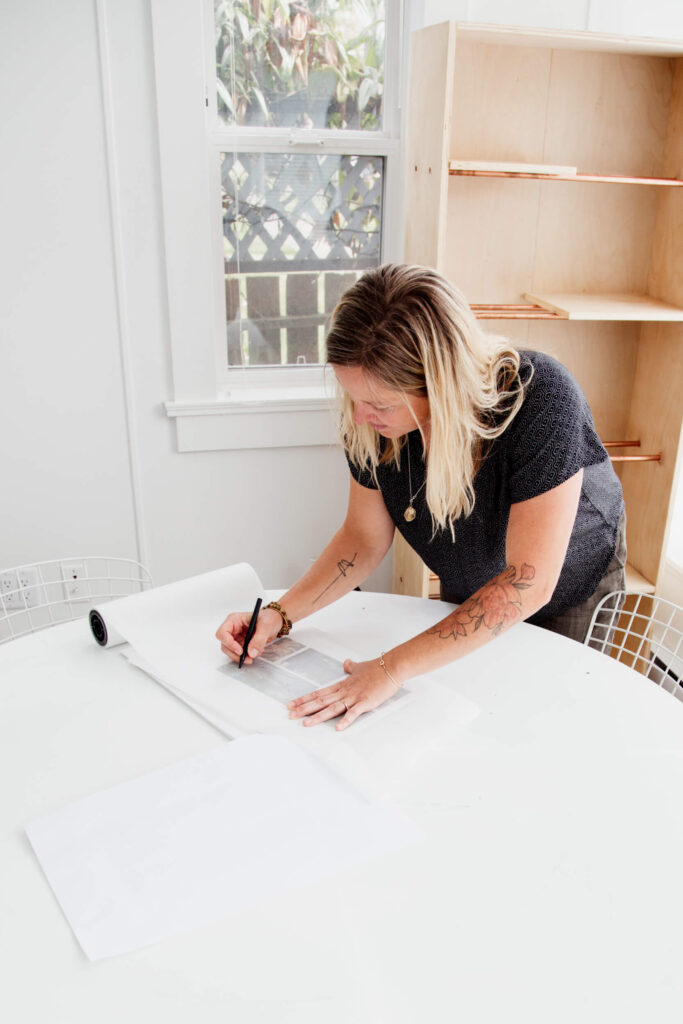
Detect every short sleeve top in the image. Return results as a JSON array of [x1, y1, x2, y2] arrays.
[[346, 350, 624, 622]]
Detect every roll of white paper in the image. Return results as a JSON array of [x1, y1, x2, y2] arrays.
[[88, 562, 263, 652], [89, 608, 126, 648]]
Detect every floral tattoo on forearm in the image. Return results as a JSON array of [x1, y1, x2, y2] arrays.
[[427, 563, 536, 641], [312, 553, 358, 606]]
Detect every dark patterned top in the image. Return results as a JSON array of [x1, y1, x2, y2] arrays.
[[346, 350, 624, 622]]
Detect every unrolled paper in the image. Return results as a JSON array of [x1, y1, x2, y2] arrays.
[[88, 562, 263, 650]]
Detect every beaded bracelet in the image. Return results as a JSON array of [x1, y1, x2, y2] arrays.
[[379, 652, 401, 689], [264, 600, 292, 637]]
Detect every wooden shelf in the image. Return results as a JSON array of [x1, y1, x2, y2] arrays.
[[400, 22, 683, 607], [522, 293, 683, 321], [625, 564, 656, 595], [449, 160, 683, 186], [451, 160, 578, 176], [470, 295, 683, 321]]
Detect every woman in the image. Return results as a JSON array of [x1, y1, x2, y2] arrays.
[[216, 265, 625, 730]]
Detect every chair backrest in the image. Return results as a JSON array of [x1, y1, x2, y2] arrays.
[[585, 590, 683, 701], [0, 557, 152, 643]]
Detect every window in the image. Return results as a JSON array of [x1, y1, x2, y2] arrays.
[[215, 1, 387, 375], [152, 0, 402, 450], [221, 151, 383, 370]]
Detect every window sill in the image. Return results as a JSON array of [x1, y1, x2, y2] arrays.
[[164, 388, 339, 451]]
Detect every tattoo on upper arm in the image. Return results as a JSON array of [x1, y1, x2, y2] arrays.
[[427, 563, 536, 642], [312, 553, 358, 606]]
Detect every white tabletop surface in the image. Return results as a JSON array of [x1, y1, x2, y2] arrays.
[[2, 590, 683, 1024]]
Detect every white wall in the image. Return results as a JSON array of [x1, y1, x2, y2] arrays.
[[0, 0, 369, 593], [421, 0, 683, 37], [96, 0, 364, 591], [0, 0, 139, 570], [1, 0, 681, 597]]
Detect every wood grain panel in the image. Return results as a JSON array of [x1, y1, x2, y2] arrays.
[[542, 50, 673, 177], [629, 56, 683, 589], [531, 51, 672, 298], [392, 530, 429, 598], [649, 57, 683, 306], [532, 180, 660, 294], [621, 323, 683, 587], [443, 176, 541, 302], [449, 40, 551, 163], [404, 22, 455, 270]]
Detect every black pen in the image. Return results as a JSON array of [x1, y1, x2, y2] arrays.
[[239, 597, 262, 669]]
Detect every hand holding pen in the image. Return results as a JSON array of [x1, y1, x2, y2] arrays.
[[239, 597, 262, 668], [216, 597, 283, 666]]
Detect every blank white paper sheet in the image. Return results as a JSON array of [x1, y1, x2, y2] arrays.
[[25, 734, 420, 960]]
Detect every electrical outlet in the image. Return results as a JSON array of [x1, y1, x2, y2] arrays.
[[16, 566, 42, 608], [1, 570, 20, 609], [61, 562, 89, 602]]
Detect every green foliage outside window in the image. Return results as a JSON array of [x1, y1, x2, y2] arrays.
[[215, 0, 385, 130]]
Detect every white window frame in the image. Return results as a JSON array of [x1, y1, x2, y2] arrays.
[[151, 0, 405, 451]]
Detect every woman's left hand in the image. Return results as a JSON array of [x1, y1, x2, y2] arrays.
[[287, 658, 401, 732]]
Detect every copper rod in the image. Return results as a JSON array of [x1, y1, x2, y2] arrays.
[[470, 302, 565, 320], [610, 454, 661, 462], [450, 169, 683, 186], [603, 440, 641, 448], [474, 311, 562, 319]]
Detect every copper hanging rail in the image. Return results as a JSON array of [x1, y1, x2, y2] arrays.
[[610, 454, 662, 462], [602, 439, 660, 462], [470, 303, 565, 320]]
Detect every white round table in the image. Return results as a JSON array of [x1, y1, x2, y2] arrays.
[[2, 591, 683, 1023]]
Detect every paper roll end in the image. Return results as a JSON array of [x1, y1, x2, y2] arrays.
[[89, 610, 108, 647]]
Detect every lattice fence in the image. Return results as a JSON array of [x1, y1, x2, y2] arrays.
[[222, 152, 383, 366]]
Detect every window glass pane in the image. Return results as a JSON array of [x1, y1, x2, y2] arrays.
[[222, 151, 383, 367], [215, 0, 385, 131]]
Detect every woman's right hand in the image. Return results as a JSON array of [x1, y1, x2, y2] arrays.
[[215, 607, 283, 665]]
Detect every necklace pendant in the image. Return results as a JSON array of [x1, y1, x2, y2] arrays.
[[404, 505, 417, 522]]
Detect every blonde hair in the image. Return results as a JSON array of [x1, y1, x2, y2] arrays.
[[325, 264, 528, 535]]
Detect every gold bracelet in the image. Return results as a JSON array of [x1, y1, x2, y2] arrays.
[[264, 600, 292, 637], [379, 652, 401, 689]]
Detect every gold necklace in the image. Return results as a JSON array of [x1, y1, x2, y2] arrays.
[[404, 441, 426, 522]]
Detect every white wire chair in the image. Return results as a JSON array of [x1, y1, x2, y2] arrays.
[[585, 590, 683, 702], [0, 557, 152, 644]]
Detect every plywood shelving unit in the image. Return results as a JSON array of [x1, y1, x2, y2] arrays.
[[394, 21, 683, 602]]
